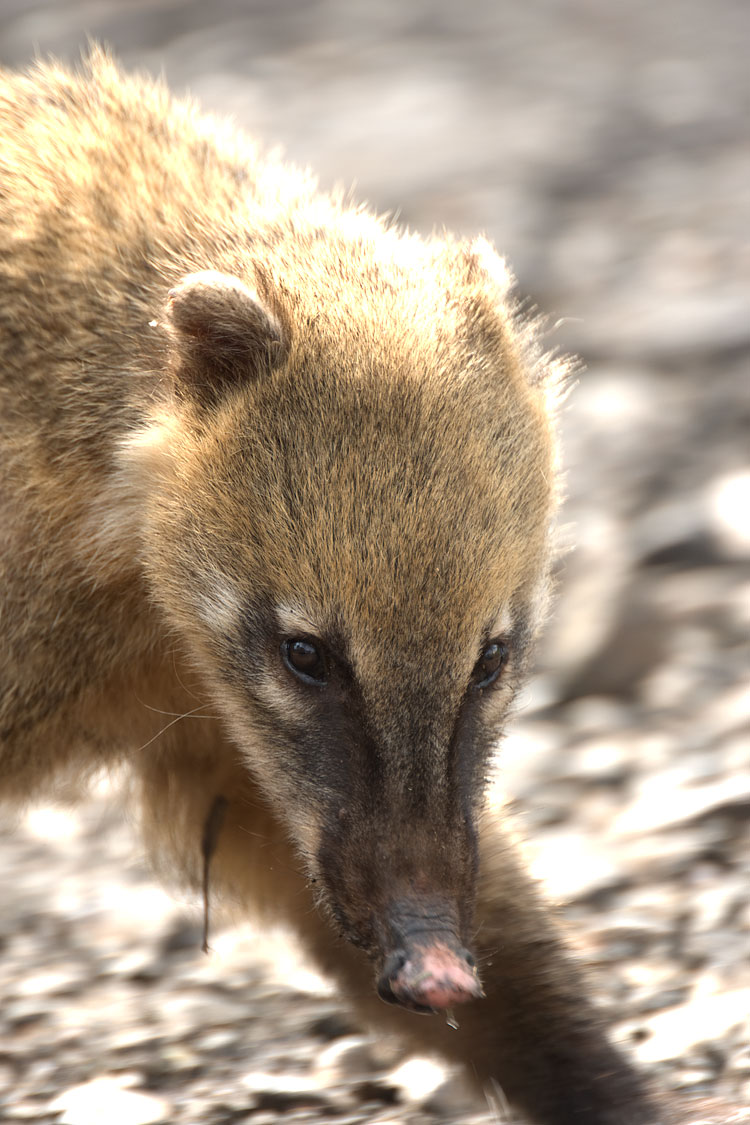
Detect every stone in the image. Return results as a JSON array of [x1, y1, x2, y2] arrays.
[[387, 1056, 449, 1103], [633, 988, 750, 1064], [49, 1077, 170, 1125]]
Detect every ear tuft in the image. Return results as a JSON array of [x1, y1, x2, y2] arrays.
[[164, 271, 287, 405], [462, 237, 513, 296], [461, 240, 572, 393]]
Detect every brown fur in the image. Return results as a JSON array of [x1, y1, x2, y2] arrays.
[[0, 50, 660, 1124]]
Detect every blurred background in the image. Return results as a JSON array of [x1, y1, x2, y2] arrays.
[[0, 2, 748, 1122]]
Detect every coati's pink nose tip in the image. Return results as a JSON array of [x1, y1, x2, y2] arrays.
[[377, 944, 484, 1013]]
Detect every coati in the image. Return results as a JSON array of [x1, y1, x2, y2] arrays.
[[0, 50, 659, 1124]]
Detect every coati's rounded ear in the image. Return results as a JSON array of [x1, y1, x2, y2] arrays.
[[164, 271, 287, 405], [462, 237, 513, 297], [456, 239, 518, 367], [459, 238, 564, 390]]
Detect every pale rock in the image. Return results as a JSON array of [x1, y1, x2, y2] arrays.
[[194, 1028, 239, 1053], [49, 1076, 170, 1125], [615, 771, 750, 835], [700, 683, 750, 741], [563, 695, 634, 736], [673, 1067, 721, 1090], [498, 719, 564, 794], [632, 988, 750, 1063], [527, 827, 623, 903], [23, 804, 83, 842], [241, 1069, 327, 1102], [388, 1055, 449, 1102], [16, 968, 84, 998], [568, 735, 630, 784], [6, 1103, 46, 1119], [315, 1035, 377, 1082], [725, 1044, 750, 1076], [708, 470, 750, 559]]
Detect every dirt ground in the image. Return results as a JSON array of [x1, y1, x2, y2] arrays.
[[0, 2, 748, 1123]]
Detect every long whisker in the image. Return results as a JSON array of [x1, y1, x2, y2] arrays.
[[134, 697, 219, 720], [132, 704, 211, 755]]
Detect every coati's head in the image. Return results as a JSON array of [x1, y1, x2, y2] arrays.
[[128, 232, 562, 1013]]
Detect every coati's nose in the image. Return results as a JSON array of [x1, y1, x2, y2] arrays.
[[377, 944, 484, 1013]]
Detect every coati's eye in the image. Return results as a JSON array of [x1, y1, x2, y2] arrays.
[[282, 638, 328, 686], [471, 640, 509, 690]]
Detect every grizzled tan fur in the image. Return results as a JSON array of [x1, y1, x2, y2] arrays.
[[0, 51, 658, 1124]]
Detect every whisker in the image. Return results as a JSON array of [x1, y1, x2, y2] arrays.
[[134, 696, 219, 720], [131, 703, 211, 754]]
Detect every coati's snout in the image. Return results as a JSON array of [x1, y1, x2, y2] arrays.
[[269, 620, 495, 1015], [324, 863, 485, 1015], [376, 900, 484, 1013], [317, 795, 483, 1013]]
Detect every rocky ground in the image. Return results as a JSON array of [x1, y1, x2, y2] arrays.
[[0, 2, 748, 1123]]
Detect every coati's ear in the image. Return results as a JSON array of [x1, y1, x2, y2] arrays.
[[456, 239, 522, 371], [460, 238, 564, 390], [462, 237, 514, 298], [164, 271, 287, 406]]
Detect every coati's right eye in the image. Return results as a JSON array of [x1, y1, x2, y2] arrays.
[[471, 640, 509, 690], [282, 638, 328, 686]]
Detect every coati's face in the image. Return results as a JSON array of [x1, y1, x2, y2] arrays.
[[135, 254, 557, 1012]]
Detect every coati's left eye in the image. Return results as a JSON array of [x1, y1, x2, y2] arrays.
[[471, 640, 509, 690], [282, 638, 328, 686]]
